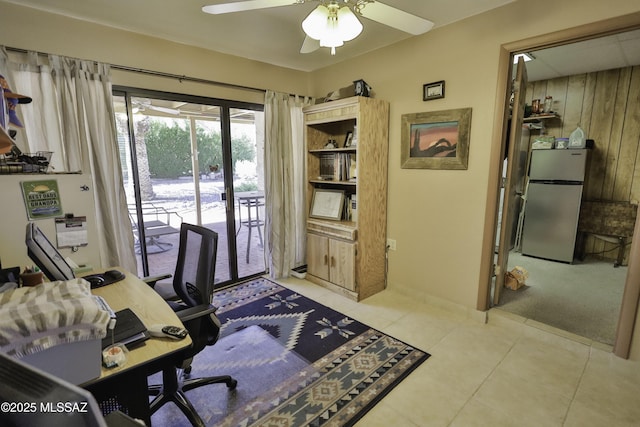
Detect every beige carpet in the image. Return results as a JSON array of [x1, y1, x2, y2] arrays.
[[498, 252, 627, 345]]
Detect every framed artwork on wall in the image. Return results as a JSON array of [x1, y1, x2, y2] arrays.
[[401, 107, 472, 170], [423, 80, 445, 101]]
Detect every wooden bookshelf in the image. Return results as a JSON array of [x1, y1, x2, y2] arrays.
[[303, 96, 389, 301]]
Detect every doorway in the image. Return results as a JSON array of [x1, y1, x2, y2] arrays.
[[113, 88, 265, 287], [490, 23, 637, 357]]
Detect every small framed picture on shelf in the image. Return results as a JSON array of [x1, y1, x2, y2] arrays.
[[351, 125, 358, 147], [344, 131, 354, 148], [310, 188, 345, 221]]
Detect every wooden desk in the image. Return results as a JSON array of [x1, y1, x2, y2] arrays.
[[83, 269, 192, 425]]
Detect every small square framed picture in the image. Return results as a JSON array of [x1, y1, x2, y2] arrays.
[[310, 188, 345, 221], [344, 131, 353, 147], [423, 80, 445, 101]]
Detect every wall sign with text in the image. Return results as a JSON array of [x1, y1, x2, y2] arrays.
[[21, 179, 63, 220]]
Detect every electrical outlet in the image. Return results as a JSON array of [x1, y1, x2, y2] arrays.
[[387, 239, 396, 251]]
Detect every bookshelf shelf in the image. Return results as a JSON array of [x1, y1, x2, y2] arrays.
[[308, 147, 357, 153], [303, 96, 389, 301], [308, 179, 357, 186]]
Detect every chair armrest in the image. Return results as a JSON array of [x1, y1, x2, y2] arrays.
[[176, 304, 217, 323], [164, 209, 183, 227], [149, 204, 183, 227], [142, 273, 173, 288]]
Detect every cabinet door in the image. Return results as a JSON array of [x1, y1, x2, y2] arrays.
[[307, 233, 329, 281], [329, 239, 356, 291]]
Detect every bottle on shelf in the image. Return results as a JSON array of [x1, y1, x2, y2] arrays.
[[543, 96, 553, 113]]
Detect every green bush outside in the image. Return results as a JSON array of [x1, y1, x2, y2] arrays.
[[145, 120, 255, 179], [235, 181, 259, 192]]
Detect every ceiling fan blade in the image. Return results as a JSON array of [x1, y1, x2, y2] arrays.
[[202, 0, 297, 15], [359, 1, 434, 35], [300, 36, 320, 54]]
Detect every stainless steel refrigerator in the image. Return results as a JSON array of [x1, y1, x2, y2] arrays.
[[521, 149, 589, 263]]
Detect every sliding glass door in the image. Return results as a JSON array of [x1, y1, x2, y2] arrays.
[[112, 89, 265, 287], [229, 107, 266, 270]]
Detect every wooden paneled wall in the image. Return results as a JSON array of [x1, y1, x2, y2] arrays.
[[526, 65, 640, 264]]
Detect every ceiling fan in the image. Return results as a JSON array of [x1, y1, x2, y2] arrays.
[[131, 99, 210, 118], [132, 99, 181, 115], [202, 0, 434, 55]]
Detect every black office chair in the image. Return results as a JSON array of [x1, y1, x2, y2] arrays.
[[144, 223, 237, 427]]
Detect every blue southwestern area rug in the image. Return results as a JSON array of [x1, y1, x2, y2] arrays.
[[151, 278, 430, 427]]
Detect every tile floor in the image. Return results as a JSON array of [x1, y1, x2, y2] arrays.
[[275, 276, 640, 427]]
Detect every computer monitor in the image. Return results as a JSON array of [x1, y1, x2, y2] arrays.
[[0, 352, 107, 427], [25, 222, 75, 282]]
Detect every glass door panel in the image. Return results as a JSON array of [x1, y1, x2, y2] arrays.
[[191, 113, 230, 283], [230, 108, 265, 277], [113, 92, 264, 285]]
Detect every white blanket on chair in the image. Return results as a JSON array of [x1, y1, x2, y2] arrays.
[[0, 279, 109, 357]]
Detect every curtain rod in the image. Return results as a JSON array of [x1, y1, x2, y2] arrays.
[[114, 65, 307, 99], [111, 64, 266, 94], [5, 46, 304, 97]]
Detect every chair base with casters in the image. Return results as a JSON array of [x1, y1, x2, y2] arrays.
[[147, 304, 238, 427], [148, 367, 237, 427]]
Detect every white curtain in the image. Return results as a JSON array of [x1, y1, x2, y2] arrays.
[[264, 91, 313, 278], [0, 47, 136, 273]]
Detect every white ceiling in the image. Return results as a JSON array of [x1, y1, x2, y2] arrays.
[[4, 0, 640, 78], [5, 0, 516, 72], [524, 29, 640, 82]]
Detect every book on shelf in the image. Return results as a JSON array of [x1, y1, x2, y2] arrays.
[[320, 153, 334, 179], [337, 153, 357, 181], [343, 195, 350, 220], [341, 192, 358, 221], [317, 153, 357, 182], [349, 155, 357, 182], [350, 194, 357, 222]]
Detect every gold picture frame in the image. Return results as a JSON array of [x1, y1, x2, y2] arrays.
[[401, 108, 472, 170]]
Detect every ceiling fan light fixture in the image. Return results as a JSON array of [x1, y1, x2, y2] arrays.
[[319, 35, 344, 48], [302, 3, 363, 55], [336, 6, 363, 42], [302, 5, 330, 41]]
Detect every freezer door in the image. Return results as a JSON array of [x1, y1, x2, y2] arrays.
[[521, 182, 583, 263], [529, 149, 588, 181]]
